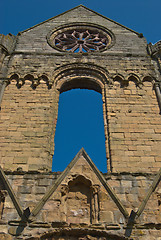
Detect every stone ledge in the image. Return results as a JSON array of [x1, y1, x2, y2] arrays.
[[12, 50, 148, 57], [3, 170, 61, 176], [3, 171, 158, 177], [135, 223, 161, 230]]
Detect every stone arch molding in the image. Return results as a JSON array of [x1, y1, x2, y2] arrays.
[[7, 72, 52, 89], [53, 63, 111, 93], [112, 73, 155, 88], [26, 228, 128, 240], [7, 67, 155, 91]]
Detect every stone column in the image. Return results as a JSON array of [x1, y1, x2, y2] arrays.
[[154, 82, 161, 113], [0, 79, 8, 107], [0, 34, 16, 108], [91, 185, 100, 224], [147, 41, 161, 113], [102, 85, 112, 172]]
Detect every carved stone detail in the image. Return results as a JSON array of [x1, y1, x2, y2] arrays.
[[0, 34, 16, 54], [148, 41, 161, 57], [47, 24, 115, 53], [59, 175, 101, 225], [53, 29, 109, 53]]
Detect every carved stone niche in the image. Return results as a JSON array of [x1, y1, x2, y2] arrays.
[[60, 175, 100, 225]]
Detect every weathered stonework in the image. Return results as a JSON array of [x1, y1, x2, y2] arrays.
[[0, 149, 161, 239], [0, 5, 161, 239]]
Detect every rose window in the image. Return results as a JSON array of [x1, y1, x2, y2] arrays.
[[47, 25, 114, 53]]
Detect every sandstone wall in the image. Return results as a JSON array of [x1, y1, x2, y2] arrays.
[[105, 80, 161, 172], [0, 81, 59, 171], [1, 6, 160, 172], [0, 6, 161, 240], [1, 71, 161, 172], [0, 171, 160, 239]]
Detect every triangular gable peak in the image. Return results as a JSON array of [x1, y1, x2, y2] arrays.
[[30, 148, 129, 224], [20, 5, 141, 36]]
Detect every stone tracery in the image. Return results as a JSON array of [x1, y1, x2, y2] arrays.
[[47, 24, 114, 53], [53, 29, 109, 53]]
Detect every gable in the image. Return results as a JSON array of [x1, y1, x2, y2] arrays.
[[28, 148, 129, 226], [20, 5, 140, 36], [15, 5, 147, 54]]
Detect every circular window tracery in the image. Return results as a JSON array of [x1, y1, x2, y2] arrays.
[[47, 24, 114, 53]]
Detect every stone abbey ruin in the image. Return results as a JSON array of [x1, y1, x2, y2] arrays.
[[0, 5, 161, 240]]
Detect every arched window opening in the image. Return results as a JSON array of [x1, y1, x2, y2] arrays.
[[52, 89, 107, 173], [60, 78, 102, 94]]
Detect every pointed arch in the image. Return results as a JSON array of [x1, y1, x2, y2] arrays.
[[113, 74, 128, 88], [142, 75, 155, 88], [127, 73, 140, 84], [113, 74, 125, 80], [142, 75, 155, 83], [38, 74, 52, 88]]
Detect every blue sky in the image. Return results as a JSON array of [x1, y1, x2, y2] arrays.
[[1, 0, 161, 172], [1, 0, 161, 43]]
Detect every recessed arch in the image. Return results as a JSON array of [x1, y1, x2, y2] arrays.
[[9, 73, 25, 88], [23, 74, 39, 89], [52, 63, 111, 172], [9, 73, 20, 81], [9, 73, 20, 86], [113, 74, 128, 88], [23, 74, 35, 81], [142, 75, 155, 88], [142, 75, 155, 83], [38, 74, 49, 82], [54, 63, 110, 93], [38, 74, 52, 88], [68, 175, 92, 187], [60, 77, 102, 94], [127, 73, 140, 84], [113, 74, 125, 81]]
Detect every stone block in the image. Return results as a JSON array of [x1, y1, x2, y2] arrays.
[[121, 180, 132, 188], [38, 178, 51, 186], [18, 186, 32, 194], [13, 157, 28, 164], [35, 186, 46, 194], [99, 211, 114, 223]]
